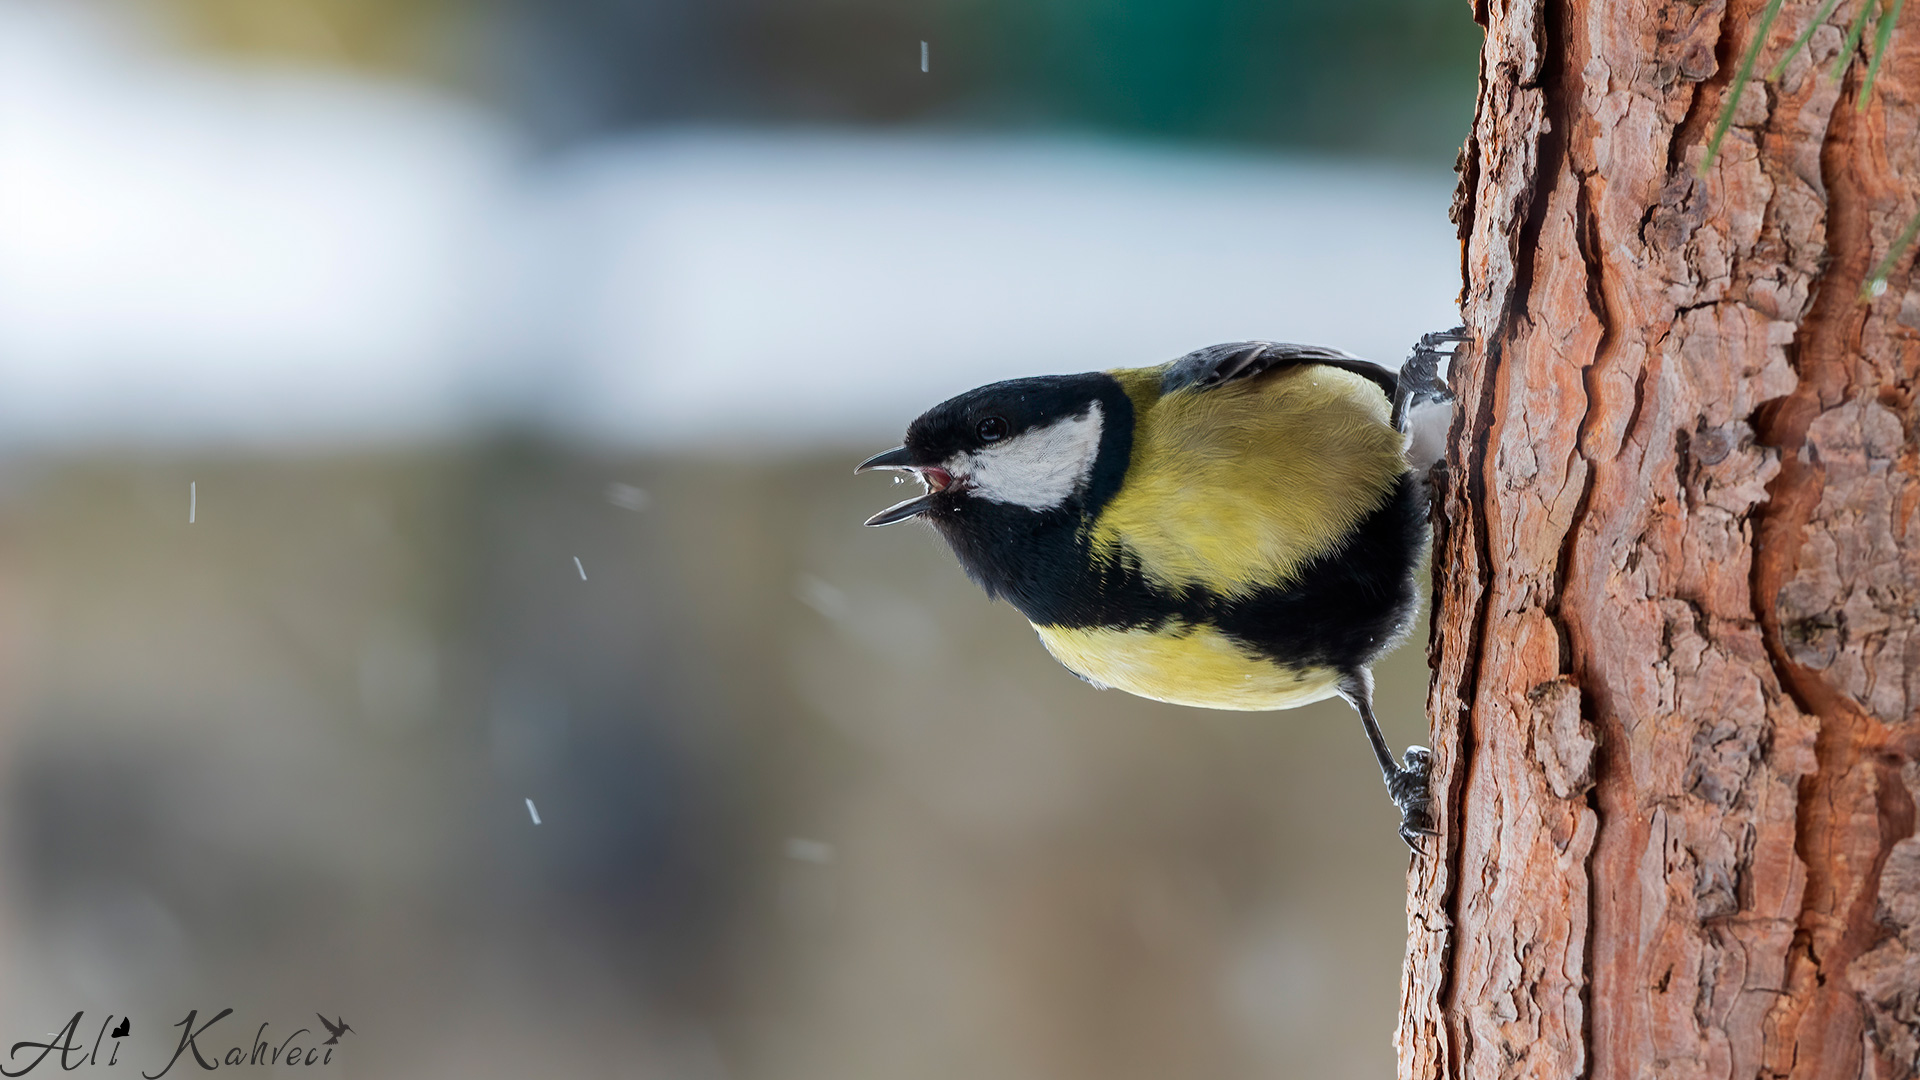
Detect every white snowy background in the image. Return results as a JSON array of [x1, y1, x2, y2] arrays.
[[0, 3, 1459, 451]]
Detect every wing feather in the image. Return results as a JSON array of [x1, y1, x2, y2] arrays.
[[1159, 341, 1398, 401]]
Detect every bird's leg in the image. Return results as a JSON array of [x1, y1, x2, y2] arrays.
[[1336, 668, 1437, 851], [1392, 326, 1470, 432]]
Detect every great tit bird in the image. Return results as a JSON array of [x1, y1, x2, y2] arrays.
[[856, 330, 1467, 848]]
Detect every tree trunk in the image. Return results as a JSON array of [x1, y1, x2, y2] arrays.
[[1399, 0, 1920, 1077]]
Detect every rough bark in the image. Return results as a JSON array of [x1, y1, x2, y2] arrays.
[[1400, 0, 1920, 1078]]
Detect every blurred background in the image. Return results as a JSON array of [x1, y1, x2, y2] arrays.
[[0, 0, 1477, 1076]]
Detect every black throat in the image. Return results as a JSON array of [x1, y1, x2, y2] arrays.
[[926, 374, 1134, 624]]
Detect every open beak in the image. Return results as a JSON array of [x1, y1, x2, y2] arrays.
[[855, 446, 953, 527], [854, 446, 917, 474]]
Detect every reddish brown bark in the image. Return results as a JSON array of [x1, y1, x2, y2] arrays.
[[1400, 0, 1920, 1078]]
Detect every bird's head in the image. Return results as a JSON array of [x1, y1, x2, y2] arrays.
[[857, 373, 1133, 532]]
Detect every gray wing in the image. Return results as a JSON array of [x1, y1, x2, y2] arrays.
[[1159, 341, 1398, 400]]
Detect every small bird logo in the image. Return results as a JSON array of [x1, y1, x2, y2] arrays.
[[316, 1015, 353, 1045], [110, 1018, 130, 1039]]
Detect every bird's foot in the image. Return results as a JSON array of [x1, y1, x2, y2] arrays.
[[1400, 327, 1470, 408], [1387, 746, 1438, 852]]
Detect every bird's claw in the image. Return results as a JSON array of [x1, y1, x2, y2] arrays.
[[1388, 746, 1438, 853], [1401, 327, 1469, 409]]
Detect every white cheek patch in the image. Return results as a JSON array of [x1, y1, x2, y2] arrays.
[[948, 402, 1105, 510]]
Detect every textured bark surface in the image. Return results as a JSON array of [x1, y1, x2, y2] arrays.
[[1400, 0, 1920, 1077]]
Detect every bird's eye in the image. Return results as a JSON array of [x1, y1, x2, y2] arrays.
[[977, 416, 1009, 442]]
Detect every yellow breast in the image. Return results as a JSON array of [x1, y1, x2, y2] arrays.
[[1094, 364, 1406, 597], [1033, 623, 1343, 711]]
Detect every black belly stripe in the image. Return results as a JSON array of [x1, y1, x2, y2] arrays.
[[932, 473, 1428, 674], [1211, 472, 1426, 672]]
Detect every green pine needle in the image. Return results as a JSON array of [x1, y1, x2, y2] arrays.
[[1700, 0, 1788, 176], [1767, 0, 1845, 80], [1690, 0, 1910, 292], [1862, 207, 1920, 300], [1831, 0, 1880, 81], [1858, 0, 1907, 107]]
